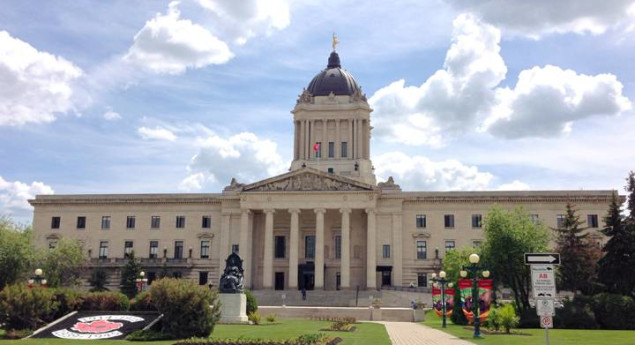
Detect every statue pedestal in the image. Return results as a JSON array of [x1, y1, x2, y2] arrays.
[[218, 293, 249, 324]]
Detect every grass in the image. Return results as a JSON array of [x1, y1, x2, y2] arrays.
[[423, 310, 635, 345], [0, 319, 390, 345]]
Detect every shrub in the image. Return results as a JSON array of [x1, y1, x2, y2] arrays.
[[126, 329, 173, 341], [555, 296, 598, 329], [497, 304, 519, 333], [174, 333, 337, 345], [248, 311, 261, 325], [51, 288, 84, 319], [591, 293, 635, 330], [245, 289, 258, 314], [0, 284, 58, 330], [450, 298, 468, 325], [81, 291, 130, 311], [2, 329, 33, 339], [130, 290, 156, 311], [150, 278, 221, 338], [328, 319, 353, 331], [485, 306, 501, 332], [265, 313, 277, 323]]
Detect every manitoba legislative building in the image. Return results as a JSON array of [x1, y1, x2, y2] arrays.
[[30, 49, 613, 294]]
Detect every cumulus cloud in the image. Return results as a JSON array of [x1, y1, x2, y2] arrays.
[[370, 14, 506, 147], [180, 132, 287, 191], [103, 109, 121, 121], [443, 0, 635, 37], [124, 1, 233, 74], [484, 65, 632, 138], [497, 180, 531, 191], [138, 126, 177, 141], [0, 31, 82, 126], [0, 176, 54, 213]]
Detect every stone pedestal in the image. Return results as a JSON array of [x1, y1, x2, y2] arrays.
[[219, 293, 248, 324]]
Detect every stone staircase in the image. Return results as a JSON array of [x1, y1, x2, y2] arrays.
[[252, 288, 433, 308]]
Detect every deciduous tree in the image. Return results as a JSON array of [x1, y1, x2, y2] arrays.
[[0, 217, 34, 289]]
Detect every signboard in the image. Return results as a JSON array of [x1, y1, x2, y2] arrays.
[[536, 299, 555, 316], [531, 265, 556, 299], [540, 315, 553, 328], [525, 253, 560, 265]]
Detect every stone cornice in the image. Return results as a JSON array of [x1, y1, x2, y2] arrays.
[[29, 193, 224, 206], [381, 190, 618, 204]]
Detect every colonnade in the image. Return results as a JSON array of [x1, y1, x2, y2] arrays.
[[294, 119, 368, 160]]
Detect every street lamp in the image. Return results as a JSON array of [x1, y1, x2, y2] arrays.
[[460, 254, 490, 338], [28, 268, 47, 288], [430, 270, 454, 328], [136, 271, 148, 292]]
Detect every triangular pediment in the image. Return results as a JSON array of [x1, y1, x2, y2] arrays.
[[242, 168, 374, 192]]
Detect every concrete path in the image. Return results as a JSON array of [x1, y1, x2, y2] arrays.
[[375, 321, 477, 345]]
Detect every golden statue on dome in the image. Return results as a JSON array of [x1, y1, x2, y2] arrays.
[[332, 33, 339, 51]]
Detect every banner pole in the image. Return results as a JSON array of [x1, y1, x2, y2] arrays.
[[545, 326, 550, 345]]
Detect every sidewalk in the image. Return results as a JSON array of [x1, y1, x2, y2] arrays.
[[375, 321, 477, 345]]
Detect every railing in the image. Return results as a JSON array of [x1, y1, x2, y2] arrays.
[[381, 286, 432, 293]]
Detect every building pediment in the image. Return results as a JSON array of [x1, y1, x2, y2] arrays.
[[241, 168, 374, 192]]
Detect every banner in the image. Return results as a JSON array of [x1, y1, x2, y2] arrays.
[[459, 278, 493, 323], [432, 286, 454, 317]]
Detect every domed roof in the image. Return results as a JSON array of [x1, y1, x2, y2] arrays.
[[307, 51, 361, 96]]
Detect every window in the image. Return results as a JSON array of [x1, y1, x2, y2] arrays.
[[202, 216, 211, 228], [556, 214, 566, 228], [445, 240, 455, 253], [341, 142, 347, 158], [416, 240, 427, 259], [327, 167, 334, 174], [328, 142, 334, 158], [176, 216, 186, 228], [417, 273, 427, 287], [416, 215, 426, 228], [232, 244, 239, 254], [473, 240, 482, 247], [588, 214, 599, 228], [444, 214, 455, 228], [199, 271, 208, 286], [174, 241, 184, 259], [149, 241, 158, 259], [126, 216, 136, 229], [200, 240, 210, 259], [151, 216, 161, 229], [124, 241, 133, 258], [335, 235, 341, 259], [99, 241, 108, 259], [383, 245, 391, 258], [275, 236, 286, 258], [76, 216, 86, 229], [147, 272, 156, 285], [172, 271, 182, 279], [305, 235, 315, 259], [315, 142, 322, 158], [472, 214, 482, 228], [49, 240, 58, 250], [51, 216, 61, 229], [530, 214, 540, 225], [101, 216, 111, 229]]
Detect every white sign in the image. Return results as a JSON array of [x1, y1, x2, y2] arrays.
[[536, 299, 555, 316], [540, 315, 553, 328], [531, 265, 556, 299]]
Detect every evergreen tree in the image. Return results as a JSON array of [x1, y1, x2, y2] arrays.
[[89, 269, 109, 292], [554, 203, 598, 295], [120, 251, 142, 298]]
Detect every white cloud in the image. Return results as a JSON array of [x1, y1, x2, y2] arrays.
[[181, 132, 287, 190], [369, 14, 506, 147], [443, 0, 635, 37], [124, 1, 233, 74], [373, 152, 495, 191], [0, 31, 82, 126], [484, 65, 632, 138], [138, 126, 177, 141], [0, 176, 54, 213], [103, 109, 121, 121], [497, 180, 530, 191]]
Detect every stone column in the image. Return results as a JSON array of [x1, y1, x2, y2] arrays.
[[240, 209, 251, 287], [366, 208, 376, 289], [263, 209, 275, 289], [335, 119, 341, 158], [288, 208, 300, 289], [349, 119, 353, 160], [339, 208, 351, 289], [391, 212, 403, 287], [314, 208, 326, 289], [356, 119, 362, 159], [220, 211, 231, 263], [322, 119, 328, 159]]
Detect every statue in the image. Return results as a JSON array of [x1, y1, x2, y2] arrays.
[[332, 32, 339, 51], [219, 253, 244, 293]]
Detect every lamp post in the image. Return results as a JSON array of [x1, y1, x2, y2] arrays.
[[28, 268, 47, 288], [430, 271, 454, 328], [460, 253, 490, 338], [136, 271, 148, 292]]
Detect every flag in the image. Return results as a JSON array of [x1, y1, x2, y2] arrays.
[[313, 142, 320, 151]]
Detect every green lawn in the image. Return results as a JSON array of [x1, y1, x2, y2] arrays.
[[0, 319, 390, 345], [423, 311, 635, 345]]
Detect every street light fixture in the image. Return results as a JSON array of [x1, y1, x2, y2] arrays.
[[136, 271, 148, 292], [461, 253, 490, 338], [430, 270, 454, 328], [28, 268, 47, 288]]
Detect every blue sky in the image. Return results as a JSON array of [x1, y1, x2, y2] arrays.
[[1, 0, 635, 223]]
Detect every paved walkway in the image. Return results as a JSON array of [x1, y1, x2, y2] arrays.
[[375, 322, 477, 345]]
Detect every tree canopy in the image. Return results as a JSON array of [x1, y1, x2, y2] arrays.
[[0, 217, 35, 290]]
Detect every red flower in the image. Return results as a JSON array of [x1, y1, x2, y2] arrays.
[[71, 320, 123, 333]]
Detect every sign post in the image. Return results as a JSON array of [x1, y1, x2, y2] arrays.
[[526, 253, 559, 345]]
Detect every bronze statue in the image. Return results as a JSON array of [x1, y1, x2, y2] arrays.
[[219, 252, 244, 293]]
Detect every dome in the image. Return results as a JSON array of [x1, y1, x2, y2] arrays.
[[306, 51, 361, 96]]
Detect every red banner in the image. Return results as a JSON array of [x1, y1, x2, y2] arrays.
[[432, 287, 454, 317], [459, 278, 493, 323]]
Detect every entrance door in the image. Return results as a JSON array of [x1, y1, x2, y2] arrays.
[[298, 262, 315, 290], [381, 271, 392, 287], [275, 272, 285, 290]]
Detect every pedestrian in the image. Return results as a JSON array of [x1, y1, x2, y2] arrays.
[[301, 287, 307, 301]]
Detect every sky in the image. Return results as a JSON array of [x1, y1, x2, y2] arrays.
[[1, 0, 635, 223]]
